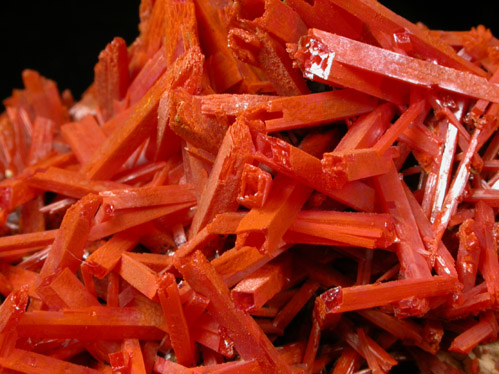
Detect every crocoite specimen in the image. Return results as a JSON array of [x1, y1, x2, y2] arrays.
[[0, 0, 499, 373]]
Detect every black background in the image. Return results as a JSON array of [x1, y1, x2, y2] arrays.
[[1, 0, 498, 106], [0, 1, 140, 105]]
